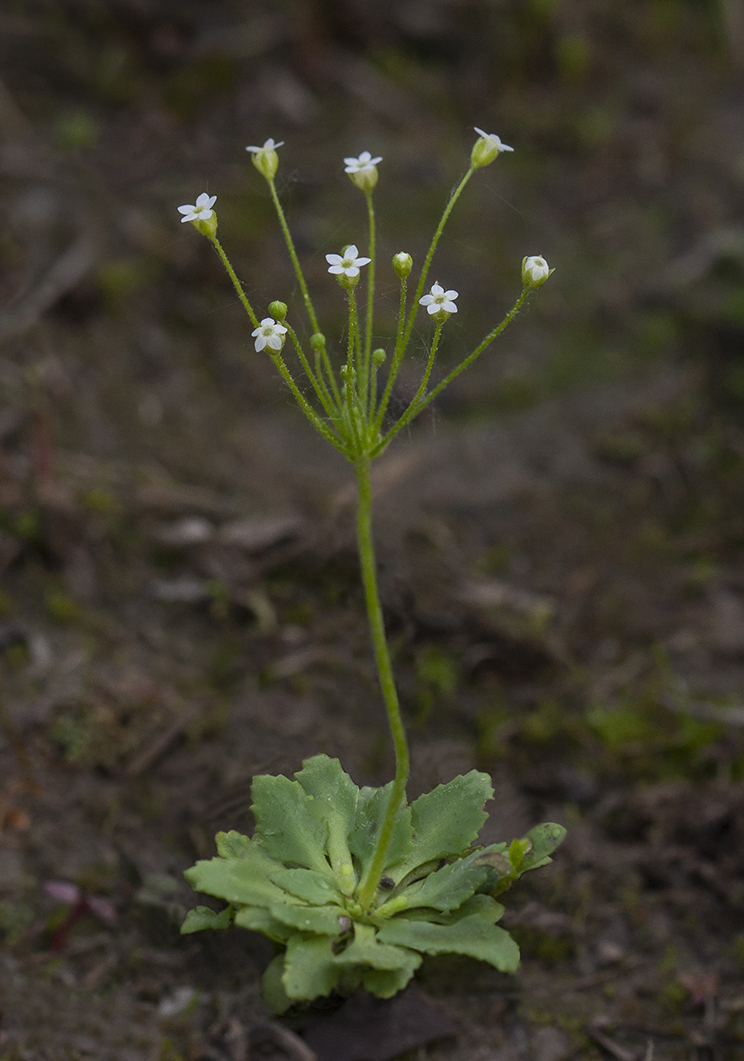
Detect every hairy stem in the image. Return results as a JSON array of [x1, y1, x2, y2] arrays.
[[354, 458, 410, 910], [402, 168, 474, 352], [268, 178, 320, 333], [210, 238, 259, 328], [362, 191, 376, 407], [372, 287, 530, 457], [374, 275, 408, 432]]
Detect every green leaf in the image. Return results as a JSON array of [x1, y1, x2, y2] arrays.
[[269, 902, 346, 936], [377, 913, 519, 973], [215, 830, 252, 859], [234, 906, 294, 942], [395, 857, 488, 913], [448, 893, 505, 923], [180, 905, 232, 934], [394, 771, 494, 878], [262, 953, 292, 1014], [295, 755, 359, 880], [268, 866, 341, 906], [251, 773, 331, 875], [349, 783, 413, 874], [334, 923, 422, 975], [283, 933, 341, 1001], [363, 965, 418, 998], [520, 822, 567, 872], [184, 847, 302, 909]]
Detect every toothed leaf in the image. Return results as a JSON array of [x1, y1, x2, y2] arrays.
[[349, 782, 413, 873], [268, 866, 342, 906], [251, 773, 331, 875], [269, 902, 346, 936], [215, 830, 252, 859], [180, 905, 232, 934], [283, 933, 341, 1001], [394, 771, 494, 878], [377, 913, 519, 972], [295, 755, 359, 874]]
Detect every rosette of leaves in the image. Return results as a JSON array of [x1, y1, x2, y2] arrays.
[[182, 755, 565, 1013]]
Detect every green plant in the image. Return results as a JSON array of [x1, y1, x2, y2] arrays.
[[178, 131, 564, 1010]]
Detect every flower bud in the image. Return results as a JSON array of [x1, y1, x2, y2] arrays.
[[471, 127, 514, 169], [372, 348, 386, 366], [392, 252, 413, 279], [521, 255, 553, 289], [268, 300, 288, 321], [245, 138, 284, 181], [310, 332, 326, 352]]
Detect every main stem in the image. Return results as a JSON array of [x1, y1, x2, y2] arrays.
[[354, 457, 410, 910]]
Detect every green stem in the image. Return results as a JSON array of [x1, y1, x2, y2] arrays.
[[373, 276, 408, 432], [270, 349, 348, 455], [392, 319, 443, 435], [314, 333, 344, 411], [362, 191, 376, 408], [286, 323, 338, 419], [402, 168, 474, 353], [210, 237, 260, 328], [354, 458, 409, 911], [268, 178, 320, 333], [372, 288, 530, 457]]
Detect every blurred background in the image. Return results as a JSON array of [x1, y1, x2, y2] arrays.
[[3, 1, 744, 1059]]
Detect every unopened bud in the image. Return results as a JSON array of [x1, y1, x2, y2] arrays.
[[392, 252, 413, 279], [372, 348, 386, 366], [268, 300, 288, 321], [310, 333, 326, 351], [521, 255, 552, 289]]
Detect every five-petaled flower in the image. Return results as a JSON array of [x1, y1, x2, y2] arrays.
[[252, 317, 288, 352], [326, 245, 372, 279], [246, 138, 284, 180], [471, 127, 514, 169], [344, 151, 382, 193], [177, 193, 216, 224], [419, 282, 458, 318], [344, 151, 383, 175]]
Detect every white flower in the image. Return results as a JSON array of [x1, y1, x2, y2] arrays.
[[325, 244, 372, 279], [419, 282, 458, 317], [251, 317, 288, 352], [344, 151, 382, 192], [471, 127, 514, 169], [521, 255, 552, 288], [245, 138, 284, 180], [473, 128, 514, 154], [245, 137, 285, 155], [344, 151, 383, 174], [177, 192, 216, 223]]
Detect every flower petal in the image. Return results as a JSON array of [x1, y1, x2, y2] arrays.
[[325, 254, 343, 266]]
